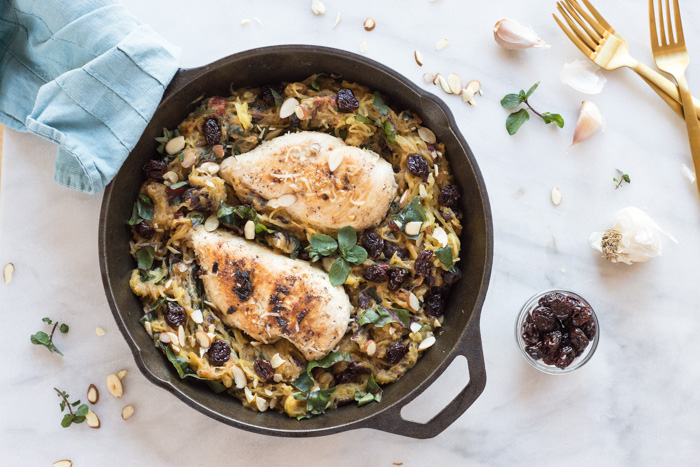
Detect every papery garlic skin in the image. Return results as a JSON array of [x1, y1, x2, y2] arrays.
[[571, 101, 604, 148], [493, 18, 550, 50], [561, 60, 607, 94], [589, 207, 676, 265]]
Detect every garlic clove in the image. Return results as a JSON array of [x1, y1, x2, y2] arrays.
[[589, 207, 676, 265], [561, 60, 607, 94], [493, 18, 549, 50], [570, 101, 604, 148]]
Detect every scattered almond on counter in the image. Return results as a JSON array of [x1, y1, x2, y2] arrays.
[[118, 369, 128, 379], [311, 0, 325, 15], [3, 263, 13, 284], [363, 17, 376, 31], [95, 327, 106, 337], [551, 187, 562, 206], [359, 40, 367, 53], [53, 460, 72, 467], [106, 373, 123, 398], [85, 409, 100, 428], [333, 12, 342, 28], [87, 384, 99, 404], [122, 405, 135, 420], [435, 38, 449, 50]]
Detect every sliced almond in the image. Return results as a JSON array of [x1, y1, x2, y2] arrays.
[[461, 80, 483, 106], [3, 263, 14, 284], [106, 374, 123, 398], [278, 193, 297, 207], [294, 104, 311, 120], [328, 152, 343, 172], [86, 409, 100, 428], [365, 340, 377, 357], [418, 127, 436, 144], [435, 38, 449, 50], [117, 369, 128, 380], [195, 329, 212, 348], [551, 186, 562, 206], [181, 149, 197, 168], [241, 18, 250, 26], [163, 171, 178, 185], [254, 17, 262, 25], [414, 50, 424, 66], [410, 322, 423, 334], [159, 332, 171, 344], [244, 386, 255, 403], [256, 396, 269, 412], [447, 73, 462, 94], [333, 12, 342, 28], [423, 72, 435, 83], [190, 309, 204, 323], [87, 384, 99, 404], [167, 331, 179, 346], [404, 221, 423, 236], [165, 135, 185, 155], [53, 460, 72, 467], [244, 220, 256, 240], [95, 326, 106, 337], [232, 365, 247, 389], [204, 215, 219, 232], [432, 226, 448, 247], [177, 326, 186, 348], [363, 17, 376, 31], [311, 0, 325, 15], [432, 73, 442, 85], [418, 335, 436, 350], [419, 184, 429, 199], [279, 97, 300, 118], [436, 74, 452, 94], [176, 262, 188, 273], [359, 40, 367, 53], [200, 161, 220, 175], [121, 405, 135, 420], [408, 292, 420, 311], [273, 373, 283, 383], [270, 353, 285, 369]]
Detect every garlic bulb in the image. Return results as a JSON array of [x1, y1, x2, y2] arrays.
[[570, 101, 604, 148], [589, 207, 676, 265], [493, 19, 550, 50], [561, 60, 607, 94]]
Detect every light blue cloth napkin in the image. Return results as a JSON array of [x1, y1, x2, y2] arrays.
[[0, 0, 181, 193]]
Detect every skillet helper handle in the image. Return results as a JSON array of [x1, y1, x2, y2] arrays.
[[366, 323, 486, 439]]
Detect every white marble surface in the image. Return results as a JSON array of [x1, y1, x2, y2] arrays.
[[2, 0, 700, 465]]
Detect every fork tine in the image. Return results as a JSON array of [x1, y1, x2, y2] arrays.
[[666, 0, 674, 44], [658, 0, 667, 46], [560, 0, 602, 42], [557, 3, 598, 51], [565, 0, 605, 38], [553, 13, 596, 58], [649, 0, 661, 51], [673, 0, 685, 45], [578, 0, 614, 33]]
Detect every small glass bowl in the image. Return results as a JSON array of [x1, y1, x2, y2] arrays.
[[515, 289, 599, 375]]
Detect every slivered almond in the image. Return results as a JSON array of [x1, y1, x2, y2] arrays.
[[419, 184, 429, 199], [408, 292, 420, 311], [163, 171, 178, 185], [244, 386, 255, 403], [165, 136, 185, 155], [279, 98, 300, 118], [233, 365, 247, 389], [204, 215, 219, 232], [200, 161, 220, 174], [328, 152, 343, 172], [418, 127, 436, 144], [195, 329, 211, 348], [311, 0, 325, 15], [256, 396, 269, 412], [177, 326, 186, 347], [244, 220, 256, 240], [410, 322, 423, 333], [53, 461, 72, 467], [363, 17, 376, 31], [118, 369, 128, 379], [270, 353, 285, 369], [273, 373, 283, 383], [86, 410, 100, 428], [359, 41, 367, 53], [190, 309, 204, 323], [436, 74, 452, 94], [435, 38, 449, 50], [432, 226, 448, 247], [432, 73, 442, 85], [3, 263, 13, 284], [365, 340, 377, 357], [278, 194, 297, 207], [418, 335, 436, 350], [551, 186, 562, 206], [414, 50, 424, 66], [106, 374, 123, 398], [159, 333, 171, 344], [333, 12, 342, 28], [95, 327, 106, 336], [447, 73, 462, 94], [87, 384, 99, 404], [166, 332, 179, 346], [404, 221, 422, 236], [241, 18, 250, 26], [423, 72, 435, 83], [122, 405, 135, 420]]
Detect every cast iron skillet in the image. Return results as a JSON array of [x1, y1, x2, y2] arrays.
[[99, 45, 493, 438]]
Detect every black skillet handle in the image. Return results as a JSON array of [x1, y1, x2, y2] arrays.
[[364, 322, 486, 439]]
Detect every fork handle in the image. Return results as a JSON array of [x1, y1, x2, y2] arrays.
[[677, 73, 700, 198], [633, 61, 700, 118], [638, 74, 700, 122]]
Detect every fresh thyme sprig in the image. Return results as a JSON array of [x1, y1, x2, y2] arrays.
[[54, 387, 89, 428], [613, 169, 631, 189], [30, 318, 69, 356], [501, 82, 564, 135]]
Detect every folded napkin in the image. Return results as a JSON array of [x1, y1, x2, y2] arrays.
[[0, 0, 181, 193]]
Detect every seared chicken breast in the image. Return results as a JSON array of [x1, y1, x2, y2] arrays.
[[219, 131, 397, 231], [191, 227, 351, 361]]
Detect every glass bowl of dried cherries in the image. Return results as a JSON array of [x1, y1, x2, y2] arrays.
[[515, 289, 599, 374]]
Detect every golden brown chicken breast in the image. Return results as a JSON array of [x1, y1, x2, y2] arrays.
[[219, 131, 397, 232], [190, 227, 352, 361]]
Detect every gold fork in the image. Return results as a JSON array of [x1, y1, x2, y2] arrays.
[[650, 0, 700, 196], [553, 0, 700, 121]]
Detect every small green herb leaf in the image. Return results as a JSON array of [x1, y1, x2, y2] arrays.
[[270, 89, 284, 107], [337, 226, 357, 254], [500, 93, 523, 109], [309, 234, 338, 256], [355, 373, 383, 407], [310, 73, 326, 91], [135, 246, 156, 271], [435, 246, 454, 268], [525, 82, 540, 98], [542, 112, 565, 128], [30, 331, 50, 346], [329, 258, 351, 286], [354, 114, 373, 124], [357, 305, 409, 328], [59, 323, 69, 334], [42, 317, 53, 324], [383, 119, 397, 144], [75, 404, 89, 417], [344, 245, 368, 265], [506, 108, 530, 135], [372, 92, 389, 116]]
